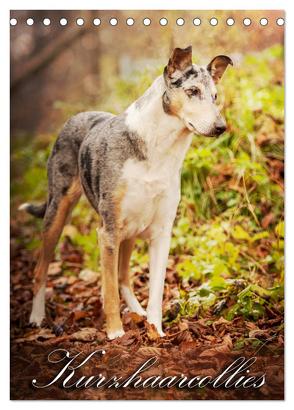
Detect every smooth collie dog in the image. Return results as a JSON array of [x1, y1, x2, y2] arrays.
[[20, 46, 232, 339]]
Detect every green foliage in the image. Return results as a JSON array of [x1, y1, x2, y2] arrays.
[[11, 140, 52, 200], [168, 279, 283, 323]]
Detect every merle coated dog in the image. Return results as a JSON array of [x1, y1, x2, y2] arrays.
[[20, 46, 232, 339]]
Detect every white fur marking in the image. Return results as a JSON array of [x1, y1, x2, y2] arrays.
[[29, 285, 45, 326], [18, 203, 30, 211], [121, 80, 193, 240], [107, 328, 125, 340], [121, 285, 146, 316], [147, 234, 172, 337]]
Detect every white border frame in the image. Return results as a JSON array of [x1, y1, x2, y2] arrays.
[[1, 0, 292, 408]]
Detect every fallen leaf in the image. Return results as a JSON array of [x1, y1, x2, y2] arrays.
[[137, 346, 162, 358], [48, 261, 62, 276], [15, 328, 56, 343], [199, 335, 233, 356], [96, 331, 106, 343], [63, 224, 79, 239], [145, 322, 160, 341], [212, 317, 230, 331], [119, 330, 139, 346], [70, 327, 97, 342], [178, 320, 189, 332], [79, 269, 99, 283], [249, 329, 271, 339], [52, 276, 68, 288], [129, 312, 145, 325], [67, 275, 78, 285], [74, 310, 89, 321], [262, 212, 275, 229]]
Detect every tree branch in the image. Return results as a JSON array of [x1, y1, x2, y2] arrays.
[[11, 26, 88, 92]]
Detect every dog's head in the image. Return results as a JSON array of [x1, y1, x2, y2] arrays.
[[163, 46, 233, 137]]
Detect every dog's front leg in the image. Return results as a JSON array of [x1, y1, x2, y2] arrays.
[[147, 233, 171, 337]]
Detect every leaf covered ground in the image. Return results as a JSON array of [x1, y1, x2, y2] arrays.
[[10, 45, 284, 399]]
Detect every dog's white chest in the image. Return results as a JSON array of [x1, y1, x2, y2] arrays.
[[119, 158, 180, 239]]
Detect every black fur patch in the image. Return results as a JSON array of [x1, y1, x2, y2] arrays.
[[94, 160, 100, 202], [171, 67, 198, 88], [51, 139, 61, 156], [25, 202, 47, 219], [184, 67, 198, 78], [122, 131, 147, 161], [62, 185, 69, 195], [162, 91, 172, 115], [80, 146, 94, 196], [106, 245, 114, 256], [101, 139, 108, 156], [171, 78, 183, 87], [89, 115, 110, 130], [59, 163, 73, 178]]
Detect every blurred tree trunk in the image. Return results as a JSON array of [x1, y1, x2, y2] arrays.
[[11, 23, 88, 92], [11, 10, 100, 135]]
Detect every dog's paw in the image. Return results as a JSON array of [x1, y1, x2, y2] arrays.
[[29, 311, 45, 327], [157, 329, 166, 337], [150, 326, 165, 337], [107, 328, 125, 340], [146, 319, 166, 337]]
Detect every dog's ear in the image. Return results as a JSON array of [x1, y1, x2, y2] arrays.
[[207, 55, 233, 83], [165, 46, 193, 77]]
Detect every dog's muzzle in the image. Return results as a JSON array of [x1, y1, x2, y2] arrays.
[[213, 119, 227, 136]]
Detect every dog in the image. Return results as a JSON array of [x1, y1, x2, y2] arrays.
[[19, 46, 232, 340]]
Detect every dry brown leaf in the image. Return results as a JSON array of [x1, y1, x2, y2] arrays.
[[74, 310, 89, 321], [15, 328, 56, 343], [212, 317, 230, 331], [63, 224, 79, 239], [129, 312, 145, 324], [96, 331, 106, 343], [199, 335, 233, 356], [119, 330, 139, 346], [79, 269, 99, 283], [248, 329, 271, 339], [70, 327, 97, 342], [145, 322, 160, 341], [67, 276, 78, 285], [245, 321, 259, 330], [48, 261, 62, 276], [178, 320, 189, 332], [262, 212, 275, 229], [137, 346, 162, 358]]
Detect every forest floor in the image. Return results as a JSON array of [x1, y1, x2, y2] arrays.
[[10, 219, 284, 400]]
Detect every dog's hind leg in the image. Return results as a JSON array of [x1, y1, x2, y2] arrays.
[[29, 178, 81, 326], [98, 228, 124, 339], [119, 238, 146, 316]]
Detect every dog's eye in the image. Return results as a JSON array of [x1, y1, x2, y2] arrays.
[[213, 93, 218, 102], [186, 87, 200, 98]]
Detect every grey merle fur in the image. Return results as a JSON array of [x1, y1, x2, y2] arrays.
[[164, 64, 210, 89], [27, 111, 147, 234]]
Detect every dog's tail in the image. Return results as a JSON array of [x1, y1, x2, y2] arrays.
[[18, 202, 47, 218]]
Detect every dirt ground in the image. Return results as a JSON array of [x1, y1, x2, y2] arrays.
[[10, 224, 284, 400]]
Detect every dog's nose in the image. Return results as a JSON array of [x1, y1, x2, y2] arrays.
[[214, 120, 226, 136], [215, 125, 226, 135]]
